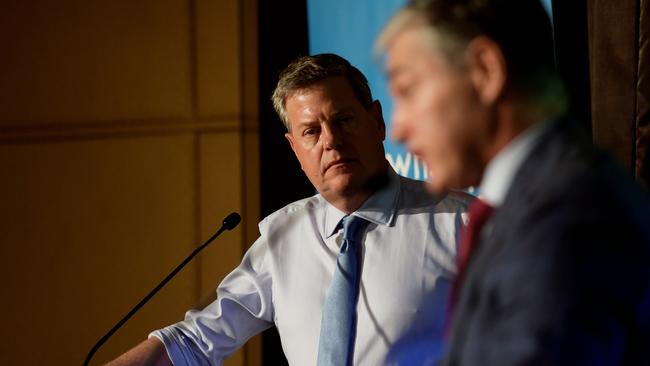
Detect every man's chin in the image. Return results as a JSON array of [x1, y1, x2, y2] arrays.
[[426, 166, 481, 195], [425, 179, 449, 196], [321, 173, 369, 197], [425, 172, 465, 196], [326, 178, 356, 196]]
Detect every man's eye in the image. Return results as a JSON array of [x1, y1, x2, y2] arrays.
[[392, 81, 414, 99], [396, 86, 412, 98], [336, 116, 355, 127], [303, 128, 318, 136]]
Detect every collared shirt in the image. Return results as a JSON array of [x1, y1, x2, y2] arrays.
[[151, 167, 471, 365], [480, 122, 550, 207]]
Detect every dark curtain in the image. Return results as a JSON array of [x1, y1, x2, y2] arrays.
[[587, 0, 650, 189], [552, 0, 592, 134], [258, 0, 310, 364]]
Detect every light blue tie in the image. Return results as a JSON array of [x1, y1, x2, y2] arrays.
[[317, 215, 369, 366]]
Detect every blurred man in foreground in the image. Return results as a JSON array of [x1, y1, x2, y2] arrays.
[[379, 0, 650, 364], [106, 53, 470, 365]]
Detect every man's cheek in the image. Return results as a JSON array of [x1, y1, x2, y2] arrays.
[[426, 122, 450, 145]]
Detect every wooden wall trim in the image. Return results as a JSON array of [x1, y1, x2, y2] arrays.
[[588, 0, 639, 174], [0, 118, 256, 143], [636, 0, 650, 188]]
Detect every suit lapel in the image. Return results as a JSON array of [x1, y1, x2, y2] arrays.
[[446, 118, 587, 361]]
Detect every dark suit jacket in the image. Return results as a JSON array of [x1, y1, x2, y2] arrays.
[[443, 119, 650, 365]]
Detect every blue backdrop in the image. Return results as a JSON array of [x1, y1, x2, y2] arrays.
[[307, 0, 553, 182]]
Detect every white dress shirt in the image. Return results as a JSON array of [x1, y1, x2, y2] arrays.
[[480, 122, 550, 207], [151, 167, 471, 365]]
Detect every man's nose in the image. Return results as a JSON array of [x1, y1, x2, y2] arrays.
[[322, 124, 343, 150]]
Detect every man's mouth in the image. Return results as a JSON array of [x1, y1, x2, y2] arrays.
[[324, 158, 354, 172]]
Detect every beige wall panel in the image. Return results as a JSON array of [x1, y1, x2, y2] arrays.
[[198, 131, 250, 365], [196, 0, 241, 117], [242, 129, 260, 246], [0, 134, 198, 365], [0, 0, 192, 125], [198, 132, 242, 294], [241, 0, 259, 124]]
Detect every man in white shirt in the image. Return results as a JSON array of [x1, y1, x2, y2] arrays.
[[107, 53, 470, 365], [378, 0, 650, 365]]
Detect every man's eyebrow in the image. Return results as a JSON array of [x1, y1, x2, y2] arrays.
[[295, 121, 318, 129], [331, 108, 354, 117], [293, 108, 356, 130]]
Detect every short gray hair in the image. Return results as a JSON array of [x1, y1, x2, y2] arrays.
[[272, 53, 373, 130]]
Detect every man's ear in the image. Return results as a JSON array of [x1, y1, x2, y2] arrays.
[[285, 132, 303, 169], [465, 36, 507, 105], [370, 100, 386, 141]]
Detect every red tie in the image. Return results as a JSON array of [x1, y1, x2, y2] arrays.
[[457, 199, 494, 280], [446, 198, 495, 331]]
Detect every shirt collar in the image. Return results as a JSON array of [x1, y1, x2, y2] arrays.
[[480, 121, 550, 207], [320, 166, 400, 239]]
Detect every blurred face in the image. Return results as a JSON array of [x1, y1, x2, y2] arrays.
[[386, 25, 490, 194], [285, 76, 388, 209]]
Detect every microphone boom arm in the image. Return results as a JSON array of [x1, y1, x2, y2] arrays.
[[83, 212, 241, 366]]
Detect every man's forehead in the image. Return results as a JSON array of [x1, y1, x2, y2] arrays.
[[385, 51, 424, 85], [386, 34, 458, 82], [384, 28, 429, 73], [285, 91, 357, 127]]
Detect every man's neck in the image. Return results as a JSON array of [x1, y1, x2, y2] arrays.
[[330, 193, 373, 215], [482, 100, 540, 165], [478, 98, 556, 206], [479, 120, 550, 207]]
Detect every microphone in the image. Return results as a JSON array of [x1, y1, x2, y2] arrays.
[[222, 212, 241, 230], [83, 212, 241, 366]]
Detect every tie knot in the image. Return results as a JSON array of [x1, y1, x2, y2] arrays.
[[342, 215, 369, 243]]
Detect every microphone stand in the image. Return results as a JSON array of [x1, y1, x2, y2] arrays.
[[83, 212, 241, 366]]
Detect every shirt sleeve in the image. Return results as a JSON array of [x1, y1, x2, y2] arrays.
[[149, 236, 275, 366]]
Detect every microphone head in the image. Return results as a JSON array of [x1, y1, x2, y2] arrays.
[[223, 212, 241, 231]]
